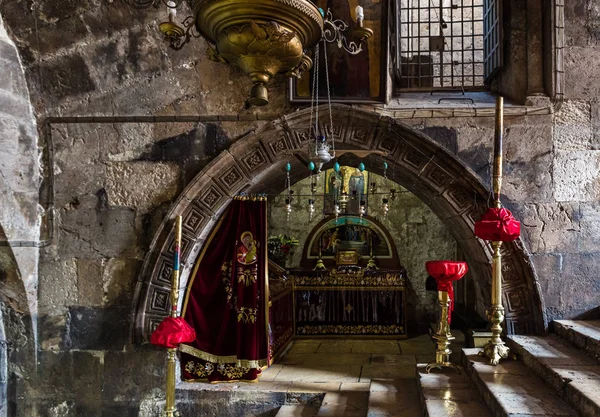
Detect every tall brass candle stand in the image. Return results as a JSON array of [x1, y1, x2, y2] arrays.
[[479, 97, 510, 365], [426, 290, 460, 373], [164, 216, 182, 417]]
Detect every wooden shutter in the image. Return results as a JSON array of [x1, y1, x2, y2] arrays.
[[483, 0, 502, 82]]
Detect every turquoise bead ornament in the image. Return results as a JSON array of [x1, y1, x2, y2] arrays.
[[334, 162, 341, 172], [285, 162, 291, 172], [383, 162, 388, 170], [308, 161, 315, 171], [358, 162, 366, 172]]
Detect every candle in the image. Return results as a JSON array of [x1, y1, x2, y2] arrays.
[[167, 0, 177, 19], [355, 5, 364, 21]]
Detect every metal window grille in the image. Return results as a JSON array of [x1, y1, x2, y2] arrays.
[[483, 0, 502, 81], [395, 0, 493, 91]]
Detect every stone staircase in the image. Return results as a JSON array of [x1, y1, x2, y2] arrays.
[[418, 320, 600, 417]]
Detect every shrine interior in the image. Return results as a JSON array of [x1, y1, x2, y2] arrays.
[[1, 0, 600, 416]]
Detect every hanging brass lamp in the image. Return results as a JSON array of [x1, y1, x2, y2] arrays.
[[194, 0, 324, 106]]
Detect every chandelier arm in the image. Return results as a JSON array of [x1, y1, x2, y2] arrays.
[[322, 8, 365, 55]]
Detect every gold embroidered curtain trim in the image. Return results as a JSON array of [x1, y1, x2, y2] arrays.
[[179, 343, 269, 368]]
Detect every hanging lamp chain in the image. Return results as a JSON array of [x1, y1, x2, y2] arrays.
[[323, 37, 335, 159]]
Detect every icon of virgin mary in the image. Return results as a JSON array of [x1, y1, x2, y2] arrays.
[[237, 231, 258, 265]]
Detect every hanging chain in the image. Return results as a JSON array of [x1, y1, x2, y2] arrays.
[[322, 37, 335, 158], [309, 42, 318, 140]]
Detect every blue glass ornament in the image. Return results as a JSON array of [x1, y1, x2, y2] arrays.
[[383, 161, 388, 170], [358, 162, 366, 172], [334, 162, 341, 172], [285, 162, 291, 172], [308, 161, 315, 171], [318, 7, 325, 17]]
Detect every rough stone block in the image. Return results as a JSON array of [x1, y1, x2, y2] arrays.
[[102, 257, 141, 306], [565, 47, 600, 100], [579, 202, 600, 252], [73, 351, 104, 402], [554, 150, 600, 202], [31, 54, 95, 101], [58, 207, 137, 259], [102, 350, 165, 402], [554, 100, 594, 150], [67, 306, 129, 350], [38, 257, 77, 315], [104, 161, 180, 212], [514, 203, 580, 253], [38, 313, 68, 351], [35, 351, 74, 399], [19, 15, 88, 56], [76, 259, 104, 307]]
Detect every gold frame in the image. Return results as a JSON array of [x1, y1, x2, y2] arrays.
[[337, 249, 359, 265]]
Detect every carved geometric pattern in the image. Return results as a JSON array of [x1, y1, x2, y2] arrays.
[[214, 163, 247, 195], [444, 184, 473, 212], [154, 256, 174, 286], [347, 126, 375, 148], [182, 204, 209, 235], [288, 128, 312, 148], [165, 230, 196, 261], [241, 146, 269, 173], [375, 135, 400, 156], [197, 183, 226, 210], [400, 145, 429, 172], [421, 163, 454, 192], [149, 287, 170, 314], [503, 285, 527, 314], [321, 123, 345, 143]]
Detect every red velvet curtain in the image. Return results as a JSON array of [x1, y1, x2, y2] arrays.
[[180, 197, 269, 383]]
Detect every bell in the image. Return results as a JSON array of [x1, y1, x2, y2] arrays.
[[247, 84, 269, 107]]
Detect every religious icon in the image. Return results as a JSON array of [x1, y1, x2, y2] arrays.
[[237, 231, 259, 265]]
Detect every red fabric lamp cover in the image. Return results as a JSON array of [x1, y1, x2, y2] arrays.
[[474, 208, 521, 242], [425, 261, 468, 324], [150, 316, 196, 348]]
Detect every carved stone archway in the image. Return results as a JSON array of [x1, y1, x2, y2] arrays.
[[132, 104, 546, 343]]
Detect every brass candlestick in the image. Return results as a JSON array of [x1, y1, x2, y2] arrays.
[[479, 96, 510, 365], [426, 291, 461, 373], [164, 216, 182, 417]]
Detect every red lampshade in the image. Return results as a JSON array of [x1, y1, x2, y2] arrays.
[[150, 316, 196, 348], [474, 208, 521, 242], [425, 260, 468, 324]]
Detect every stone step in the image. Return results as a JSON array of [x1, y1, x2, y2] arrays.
[[275, 404, 321, 417], [462, 348, 579, 417], [508, 334, 600, 417], [554, 320, 600, 361], [418, 365, 492, 417]]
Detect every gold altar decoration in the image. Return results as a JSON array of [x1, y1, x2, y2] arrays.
[[426, 291, 461, 373], [194, 0, 323, 106], [479, 96, 510, 365], [165, 215, 182, 417]]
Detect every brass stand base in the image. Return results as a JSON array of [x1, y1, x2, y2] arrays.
[[478, 340, 510, 365], [314, 257, 326, 271], [425, 361, 462, 374], [162, 411, 180, 417]]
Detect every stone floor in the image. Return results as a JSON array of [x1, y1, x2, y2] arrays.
[[171, 333, 473, 416]]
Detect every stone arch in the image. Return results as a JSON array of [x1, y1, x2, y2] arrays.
[[132, 104, 546, 343]]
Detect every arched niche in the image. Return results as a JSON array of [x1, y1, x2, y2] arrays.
[[300, 215, 400, 270], [131, 104, 546, 343]]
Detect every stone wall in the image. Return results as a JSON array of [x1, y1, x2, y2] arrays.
[[0, 0, 598, 415], [268, 172, 457, 331]]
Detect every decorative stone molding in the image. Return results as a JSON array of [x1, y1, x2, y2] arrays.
[[131, 104, 546, 343]]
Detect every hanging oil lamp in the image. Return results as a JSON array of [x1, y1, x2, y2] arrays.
[[308, 198, 316, 221], [381, 198, 389, 218], [359, 200, 366, 218]]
